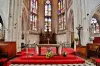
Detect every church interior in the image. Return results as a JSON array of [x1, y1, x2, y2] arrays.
[[1, 0, 100, 66]]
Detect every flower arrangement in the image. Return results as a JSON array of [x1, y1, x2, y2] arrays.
[[46, 48, 53, 58], [62, 52, 67, 57]]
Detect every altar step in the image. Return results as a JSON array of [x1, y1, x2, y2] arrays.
[[20, 55, 77, 60], [9, 57, 85, 64]]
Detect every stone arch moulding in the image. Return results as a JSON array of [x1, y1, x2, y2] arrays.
[[89, 4, 100, 23]]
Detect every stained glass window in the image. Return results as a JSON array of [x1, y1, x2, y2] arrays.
[[58, 0, 66, 31], [30, 0, 38, 31], [44, 0, 52, 32], [91, 18, 100, 33]]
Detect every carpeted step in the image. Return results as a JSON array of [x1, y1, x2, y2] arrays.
[[20, 55, 76, 60], [10, 57, 85, 64]]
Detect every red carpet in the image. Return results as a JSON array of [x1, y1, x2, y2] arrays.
[[8, 48, 85, 65]]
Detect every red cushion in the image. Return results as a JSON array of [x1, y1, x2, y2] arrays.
[[95, 59, 100, 63]]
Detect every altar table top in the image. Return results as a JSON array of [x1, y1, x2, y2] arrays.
[[37, 44, 60, 47]]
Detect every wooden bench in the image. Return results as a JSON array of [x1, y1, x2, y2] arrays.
[[0, 42, 16, 58], [76, 46, 87, 59], [87, 43, 100, 58]]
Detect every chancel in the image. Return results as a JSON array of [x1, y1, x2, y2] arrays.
[[1, 0, 100, 66]]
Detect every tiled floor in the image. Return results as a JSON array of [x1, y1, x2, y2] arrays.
[[85, 60, 96, 66], [9, 60, 96, 66]]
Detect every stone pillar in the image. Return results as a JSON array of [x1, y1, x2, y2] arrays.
[[52, 0, 57, 33], [3, 0, 10, 41], [16, 0, 23, 52], [38, 0, 44, 32], [12, 0, 18, 41], [73, 0, 79, 51], [80, 0, 89, 46], [73, 0, 90, 46], [8, 0, 19, 41], [8, 0, 15, 41]]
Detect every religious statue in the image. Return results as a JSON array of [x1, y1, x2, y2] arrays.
[[76, 24, 83, 46]]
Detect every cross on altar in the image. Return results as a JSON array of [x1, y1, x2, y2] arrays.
[[47, 38, 50, 44]]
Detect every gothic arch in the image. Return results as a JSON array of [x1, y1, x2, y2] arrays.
[[88, 4, 100, 36], [89, 4, 100, 24], [67, 8, 74, 32], [91, 5, 100, 26]]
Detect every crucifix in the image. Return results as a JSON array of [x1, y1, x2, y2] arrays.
[[76, 24, 83, 46]]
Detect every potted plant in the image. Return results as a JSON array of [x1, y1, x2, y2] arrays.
[[46, 48, 53, 58], [74, 37, 79, 42], [62, 52, 67, 57]]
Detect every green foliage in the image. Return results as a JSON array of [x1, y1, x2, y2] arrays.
[[62, 52, 67, 57], [74, 37, 79, 41], [46, 51, 53, 58]]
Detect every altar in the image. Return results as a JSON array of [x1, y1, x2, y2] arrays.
[[36, 44, 61, 55]]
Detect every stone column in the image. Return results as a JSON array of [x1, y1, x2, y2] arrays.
[[73, 0, 79, 51], [80, 0, 89, 46], [12, 0, 18, 41], [38, 0, 44, 32], [8, 0, 15, 41], [52, 0, 57, 33], [16, 0, 23, 52]]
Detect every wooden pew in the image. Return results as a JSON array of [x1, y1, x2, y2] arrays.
[[76, 46, 87, 59], [87, 43, 100, 58], [0, 42, 16, 58]]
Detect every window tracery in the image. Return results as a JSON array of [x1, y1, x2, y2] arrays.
[[30, 0, 38, 31], [58, 0, 66, 31]]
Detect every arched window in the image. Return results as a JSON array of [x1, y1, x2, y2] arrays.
[[30, 0, 38, 31], [44, 0, 52, 32], [58, 0, 66, 31], [91, 18, 100, 33]]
